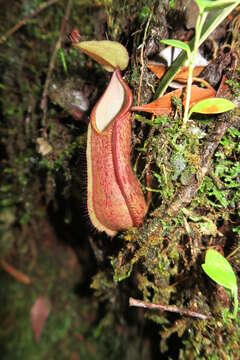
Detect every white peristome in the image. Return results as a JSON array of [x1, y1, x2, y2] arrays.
[[95, 71, 125, 132]]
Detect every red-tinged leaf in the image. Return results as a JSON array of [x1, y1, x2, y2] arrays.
[[31, 296, 50, 343], [147, 62, 205, 82], [132, 85, 216, 116]]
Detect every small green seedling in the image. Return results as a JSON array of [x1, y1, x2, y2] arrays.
[[160, 0, 239, 126], [188, 97, 235, 117], [156, 1, 239, 98], [202, 249, 239, 319], [59, 48, 68, 75]]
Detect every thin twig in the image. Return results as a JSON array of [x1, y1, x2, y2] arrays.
[[129, 297, 209, 320], [137, 11, 153, 105], [0, 0, 59, 45], [1, 259, 31, 285], [146, 114, 155, 207], [227, 246, 240, 260], [40, 0, 72, 126], [136, 10, 153, 205]]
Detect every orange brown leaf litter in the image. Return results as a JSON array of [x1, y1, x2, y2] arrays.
[[147, 62, 205, 82], [132, 85, 216, 116]]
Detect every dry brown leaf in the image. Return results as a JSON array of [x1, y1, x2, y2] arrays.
[[30, 296, 51, 343], [174, 66, 205, 83], [147, 62, 205, 83], [132, 85, 216, 116]]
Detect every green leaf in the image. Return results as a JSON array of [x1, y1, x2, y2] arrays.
[[202, 249, 237, 291], [58, 48, 68, 75], [194, 0, 208, 13], [189, 98, 235, 117], [160, 39, 191, 57], [138, 6, 151, 20], [74, 40, 129, 72], [195, 0, 237, 12]]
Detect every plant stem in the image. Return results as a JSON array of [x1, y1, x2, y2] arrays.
[[183, 11, 208, 127]]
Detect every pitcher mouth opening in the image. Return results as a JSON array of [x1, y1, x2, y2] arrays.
[[91, 68, 133, 134]]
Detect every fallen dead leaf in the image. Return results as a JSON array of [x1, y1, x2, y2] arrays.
[[30, 296, 51, 343], [131, 85, 216, 116], [147, 62, 205, 83]]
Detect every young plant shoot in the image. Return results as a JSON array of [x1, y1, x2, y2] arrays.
[[160, 0, 239, 126], [202, 249, 239, 319]]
